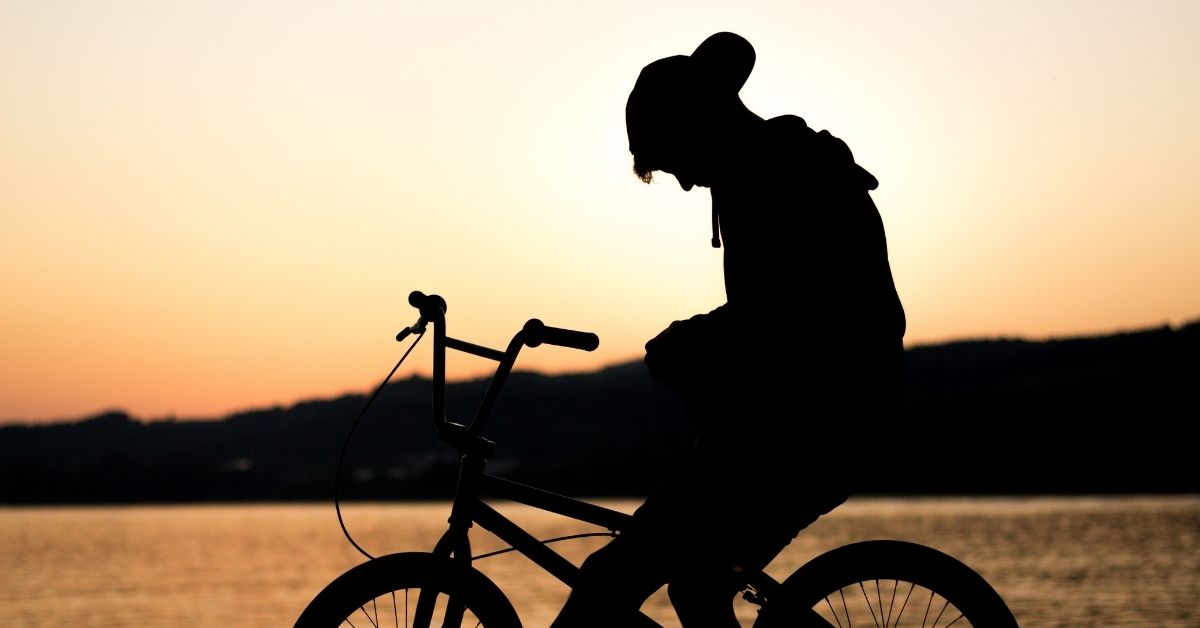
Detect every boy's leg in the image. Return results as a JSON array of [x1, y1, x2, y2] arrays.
[[550, 450, 716, 627], [550, 529, 667, 627]]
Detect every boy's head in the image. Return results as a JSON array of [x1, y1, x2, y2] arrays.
[[626, 32, 756, 189]]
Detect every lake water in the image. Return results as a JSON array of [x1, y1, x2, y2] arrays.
[[0, 496, 1196, 627]]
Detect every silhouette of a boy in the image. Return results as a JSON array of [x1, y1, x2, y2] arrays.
[[552, 32, 906, 627]]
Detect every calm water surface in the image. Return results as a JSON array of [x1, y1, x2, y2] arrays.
[[0, 496, 1196, 627]]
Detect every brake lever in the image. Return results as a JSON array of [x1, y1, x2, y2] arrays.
[[396, 316, 428, 342]]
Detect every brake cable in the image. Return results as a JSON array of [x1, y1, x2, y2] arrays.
[[335, 329, 425, 560]]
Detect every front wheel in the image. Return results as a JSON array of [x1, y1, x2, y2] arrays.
[[754, 540, 1018, 627], [295, 552, 521, 628]]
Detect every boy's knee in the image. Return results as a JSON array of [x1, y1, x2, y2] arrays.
[[575, 542, 625, 587]]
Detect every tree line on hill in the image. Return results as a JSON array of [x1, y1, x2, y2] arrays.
[[1, 320, 1196, 503]]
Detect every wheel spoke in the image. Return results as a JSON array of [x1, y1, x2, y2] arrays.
[[336, 591, 493, 628], [357, 602, 380, 628], [823, 595, 845, 628], [943, 612, 967, 628], [891, 582, 914, 627], [858, 581, 879, 627], [878, 583, 888, 624], [930, 598, 950, 628], [813, 582, 980, 628], [883, 580, 898, 627]]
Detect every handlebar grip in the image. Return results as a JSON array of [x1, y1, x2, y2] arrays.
[[523, 319, 599, 352]]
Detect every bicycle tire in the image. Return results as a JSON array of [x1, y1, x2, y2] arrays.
[[294, 552, 522, 628], [753, 540, 1018, 628]]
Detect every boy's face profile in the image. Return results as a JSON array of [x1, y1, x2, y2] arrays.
[[628, 110, 714, 192], [661, 151, 707, 191], [634, 146, 703, 192]]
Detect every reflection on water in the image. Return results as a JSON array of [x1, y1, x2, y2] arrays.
[[0, 496, 1196, 627]]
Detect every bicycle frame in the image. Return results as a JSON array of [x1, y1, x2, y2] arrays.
[[439, 465, 631, 587], [406, 292, 629, 581]]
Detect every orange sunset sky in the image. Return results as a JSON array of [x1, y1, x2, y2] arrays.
[[2, 1, 1198, 423]]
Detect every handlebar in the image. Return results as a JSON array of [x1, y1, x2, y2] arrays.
[[401, 290, 599, 455], [403, 292, 596, 352], [523, 319, 600, 352]]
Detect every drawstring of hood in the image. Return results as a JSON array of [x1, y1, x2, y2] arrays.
[[711, 205, 721, 248]]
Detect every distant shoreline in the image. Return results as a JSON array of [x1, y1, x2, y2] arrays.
[[3, 321, 1197, 503], [5, 318, 1197, 427]]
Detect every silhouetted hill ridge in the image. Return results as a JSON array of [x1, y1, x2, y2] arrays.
[[1, 320, 1196, 502]]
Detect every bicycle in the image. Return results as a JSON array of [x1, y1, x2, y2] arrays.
[[295, 291, 1019, 627]]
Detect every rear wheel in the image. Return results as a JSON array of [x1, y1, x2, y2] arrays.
[[295, 553, 521, 628], [753, 540, 1018, 627]]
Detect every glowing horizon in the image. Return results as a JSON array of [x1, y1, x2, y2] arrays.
[[2, 1, 1198, 423]]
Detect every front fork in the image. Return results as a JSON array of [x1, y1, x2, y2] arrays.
[[415, 453, 486, 627]]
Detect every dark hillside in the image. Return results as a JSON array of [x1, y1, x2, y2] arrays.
[[2, 320, 1195, 503]]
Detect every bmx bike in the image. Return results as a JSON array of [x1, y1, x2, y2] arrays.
[[295, 291, 1019, 627]]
